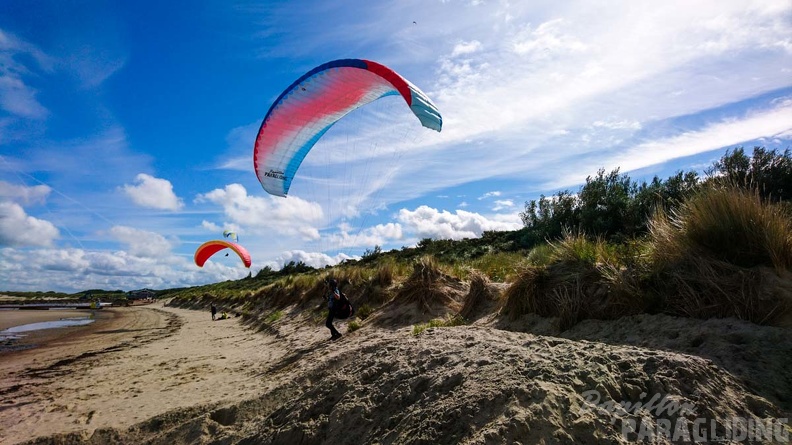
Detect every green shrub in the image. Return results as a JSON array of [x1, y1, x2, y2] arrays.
[[347, 320, 361, 332], [355, 304, 374, 320], [264, 310, 283, 324]]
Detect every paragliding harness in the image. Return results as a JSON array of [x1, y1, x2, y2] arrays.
[[333, 291, 354, 319]]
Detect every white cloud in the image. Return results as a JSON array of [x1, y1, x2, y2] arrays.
[[451, 40, 482, 56], [275, 250, 356, 269], [552, 100, 792, 187], [0, 181, 51, 205], [397, 205, 521, 240], [492, 199, 515, 211], [109, 226, 174, 258], [196, 183, 323, 240], [326, 222, 404, 249], [512, 19, 587, 57], [122, 174, 184, 211], [201, 220, 222, 233], [0, 201, 59, 247], [478, 191, 501, 200], [0, 29, 52, 120], [0, 246, 248, 292]]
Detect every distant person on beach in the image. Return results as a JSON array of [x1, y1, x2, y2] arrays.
[[325, 279, 342, 341], [211, 304, 217, 321]]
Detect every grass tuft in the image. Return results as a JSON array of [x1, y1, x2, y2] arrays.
[[394, 256, 459, 313], [648, 186, 792, 324], [412, 314, 467, 336], [459, 271, 494, 320]]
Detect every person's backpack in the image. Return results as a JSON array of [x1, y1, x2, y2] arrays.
[[333, 292, 354, 319]]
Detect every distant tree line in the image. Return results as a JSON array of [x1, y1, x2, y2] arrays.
[[519, 147, 791, 242]]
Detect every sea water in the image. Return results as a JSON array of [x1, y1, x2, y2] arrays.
[[0, 316, 95, 343]]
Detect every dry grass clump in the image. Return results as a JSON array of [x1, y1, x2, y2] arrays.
[[651, 259, 791, 324], [501, 232, 651, 330], [393, 256, 460, 313], [459, 271, 496, 320], [651, 186, 792, 271], [649, 186, 792, 324], [500, 266, 549, 318]]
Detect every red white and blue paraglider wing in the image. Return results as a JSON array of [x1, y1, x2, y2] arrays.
[[253, 59, 442, 197]]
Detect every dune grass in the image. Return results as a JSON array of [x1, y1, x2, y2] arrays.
[[648, 186, 792, 324], [167, 185, 791, 330], [650, 186, 792, 271], [450, 252, 530, 282], [459, 271, 494, 320], [394, 256, 459, 313]]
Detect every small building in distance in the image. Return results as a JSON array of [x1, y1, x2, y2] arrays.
[[127, 289, 156, 300]]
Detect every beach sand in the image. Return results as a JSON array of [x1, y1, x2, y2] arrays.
[[2, 300, 789, 444], [0, 305, 289, 444]]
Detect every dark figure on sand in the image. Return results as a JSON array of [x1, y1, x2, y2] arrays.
[[325, 279, 342, 341], [211, 304, 217, 321]]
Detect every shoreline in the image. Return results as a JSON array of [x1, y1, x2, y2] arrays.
[[0, 308, 100, 331], [0, 305, 285, 445], [0, 309, 114, 354]]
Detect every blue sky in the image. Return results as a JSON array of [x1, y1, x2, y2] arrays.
[[1, 0, 790, 292]]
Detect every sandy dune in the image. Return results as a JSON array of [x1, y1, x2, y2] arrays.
[[2, 301, 790, 444]]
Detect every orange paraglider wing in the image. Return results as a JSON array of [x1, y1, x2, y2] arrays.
[[194, 240, 251, 268]]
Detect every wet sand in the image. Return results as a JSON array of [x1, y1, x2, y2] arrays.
[[0, 310, 113, 355], [0, 309, 96, 331]]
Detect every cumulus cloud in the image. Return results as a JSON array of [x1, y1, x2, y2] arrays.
[[275, 250, 356, 269], [0, 201, 59, 247], [197, 183, 323, 240], [0, 246, 248, 292], [326, 222, 404, 248], [0, 181, 51, 205], [397, 205, 522, 240], [109, 225, 173, 258], [122, 173, 184, 211], [201, 220, 222, 233]]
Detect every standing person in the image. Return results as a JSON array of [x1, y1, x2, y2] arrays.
[[325, 279, 342, 341], [211, 303, 217, 321]]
